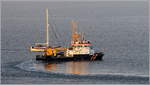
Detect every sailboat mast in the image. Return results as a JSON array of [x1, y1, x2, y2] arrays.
[[46, 8, 49, 47]]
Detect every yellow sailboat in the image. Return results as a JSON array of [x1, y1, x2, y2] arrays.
[[30, 8, 49, 52]]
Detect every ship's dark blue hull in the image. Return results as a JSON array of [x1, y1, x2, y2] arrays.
[[36, 52, 104, 61]]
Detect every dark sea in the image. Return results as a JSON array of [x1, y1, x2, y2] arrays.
[[1, 1, 149, 84]]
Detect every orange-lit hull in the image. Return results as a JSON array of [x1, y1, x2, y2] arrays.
[[30, 46, 47, 52]]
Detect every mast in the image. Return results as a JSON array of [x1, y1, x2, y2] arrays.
[[45, 8, 49, 47], [70, 20, 80, 43], [81, 32, 84, 40]]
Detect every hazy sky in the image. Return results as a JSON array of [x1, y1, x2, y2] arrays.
[[2, 0, 148, 1]]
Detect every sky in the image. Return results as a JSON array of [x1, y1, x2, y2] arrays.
[[2, 0, 148, 1]]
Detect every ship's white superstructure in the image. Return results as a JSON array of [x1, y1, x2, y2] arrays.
[[66, 40, 95, 57]]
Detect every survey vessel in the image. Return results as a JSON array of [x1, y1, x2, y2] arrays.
[[30, 8, 104, 61]]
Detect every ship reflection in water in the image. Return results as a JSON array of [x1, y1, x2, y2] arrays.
[[44, 61, 90, 75]]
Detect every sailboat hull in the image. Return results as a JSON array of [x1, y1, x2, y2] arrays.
[[30, 46, 46, 52]]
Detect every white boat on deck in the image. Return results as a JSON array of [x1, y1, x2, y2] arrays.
[[30, 43, 47, 52]]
